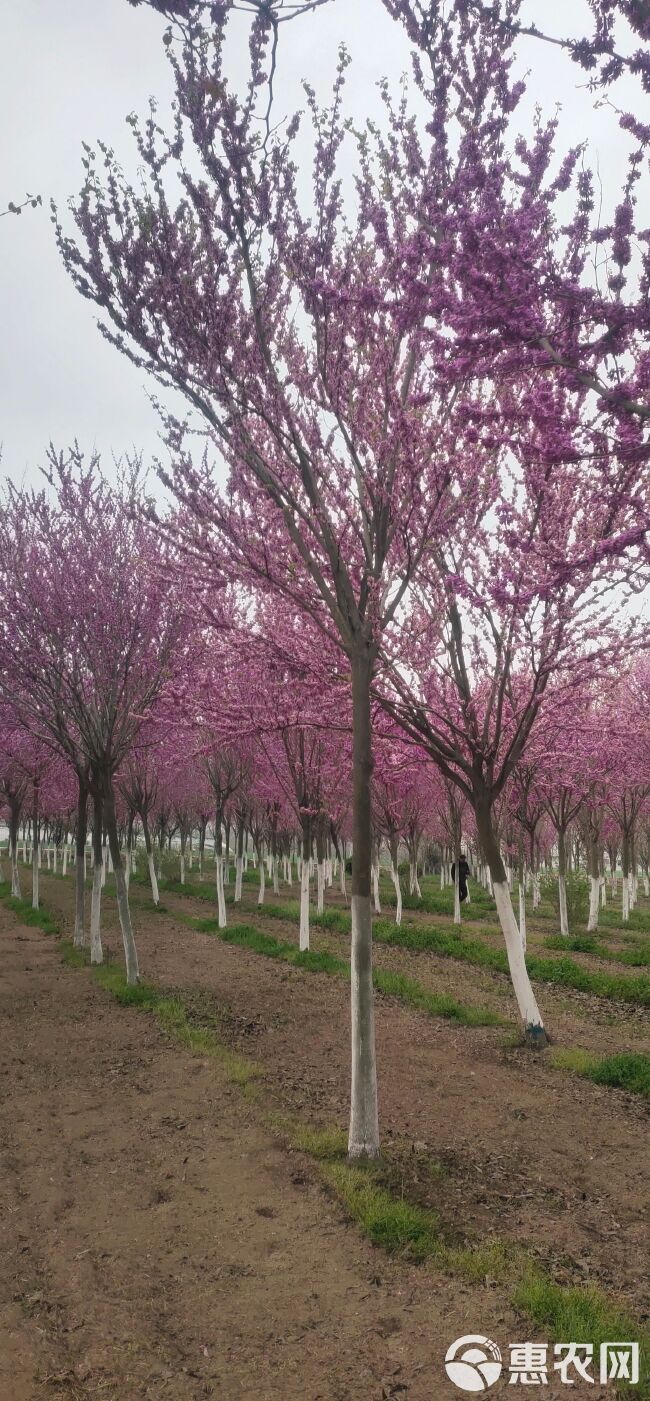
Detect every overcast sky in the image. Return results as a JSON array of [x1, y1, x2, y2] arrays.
[[0, 0, 638, 492]]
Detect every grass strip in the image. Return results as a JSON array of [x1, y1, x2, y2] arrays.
[[544, 933, 650, 967], [190, 917, 506, 1028], [57, 915, 648, 1397], [61, 941, 260, 1089], [281, 1120, 648, 1396], [161, 888, 650, 1005], [550, 1048, 650, 1099], [369, 920, 650, 1007], [0, 881, 60, 936]]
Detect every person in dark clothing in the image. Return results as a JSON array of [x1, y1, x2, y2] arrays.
[[451, 854, 470, 902]]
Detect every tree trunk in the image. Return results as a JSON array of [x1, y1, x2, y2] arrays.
[[475, 795, 546, 1046], [587, 836, 600, 932], [557, 827, 569, 936], [90, 787, 104, 965], [9, 803, 21, 899], [74, 776, 88, 947], [141, 812, 159, 905], [103, 778, 139, 984], [300, 823, 310, 950], [215, 816, 227, 928], [31, 782, 40, 910], [348, 650, 379, 1160], [257, 845, 265, 905], [453, 850, 461, 925], [621, 831, 630, 923], [234, 823, 244, 903]]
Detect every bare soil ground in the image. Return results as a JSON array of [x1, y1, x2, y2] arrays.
[[1, 869, 648, 1400]]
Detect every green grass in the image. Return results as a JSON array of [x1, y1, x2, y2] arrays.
[[369, 919, 650, 1006], [513, 1274, 649, 1400], [372, 965, 505, 1026], [0, 882, 60, 936], [77, 960, 261, 1088], [545, 932, 650, 967], [288, 1115, 648, 1393], [193, 916, 506, 1028], [324, 1162, 442, 1260], [60, 939, 88, 968], [551, 1048, 650, 1098]]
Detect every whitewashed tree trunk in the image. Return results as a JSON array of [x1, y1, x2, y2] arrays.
[[216, 855, 227, 929], [317, 861, 325, 915], [90, 861, 103, 964], [518, 883, 527, 951], [32, 841, 39, 910], [147, 851, 159, 906], [390, 864, 402, 926], [234, 856, 243, 903], [180, 852, 186, 885], [600, 877, 607, 907], [258, 858, 265, 905], [644, 875, 650, 898], [114, 864, 137, 982], [493, 882, 544, 1042], [453, 862, 461, 925], [340, 858, 347, 899], [349, 892, 379, 1159], [622, 875, 630, 922], [273, 855, 280, 895], [62, 845, 67, 876], [558, 874, 569, 936], [372, 863, 380, 913], [11, 850, 21, 899], [587, 875, 600, 932], [299, 860, 310, 951]]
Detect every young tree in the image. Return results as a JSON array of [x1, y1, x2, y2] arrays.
[[56, 0, 650, 1132]]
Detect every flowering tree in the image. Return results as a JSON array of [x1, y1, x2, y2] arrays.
[[0, 450, 187, 980], [55, 0, 650, 1137]]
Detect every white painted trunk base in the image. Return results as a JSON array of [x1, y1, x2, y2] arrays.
[[391, 866, 402, 926], [90, 863, 103, 965], [558, 874, 569, 937], [348, 893, 379, 1159], [147, 852, 159, 906], [587, 875, 600, 932], [299, 862, 310, 951], [216, 856, 227, 928], [493, 881, 545, 1042], [372, 864, 380, 914]]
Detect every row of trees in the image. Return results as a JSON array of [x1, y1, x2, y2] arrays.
[[3, 0, 650, 1157]]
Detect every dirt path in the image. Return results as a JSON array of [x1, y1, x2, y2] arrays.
[[36, 873, 650, 1312], [0, 900, 532, 1401]]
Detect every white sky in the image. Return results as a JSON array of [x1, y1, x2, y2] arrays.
[[0, 0, 640, 491]]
